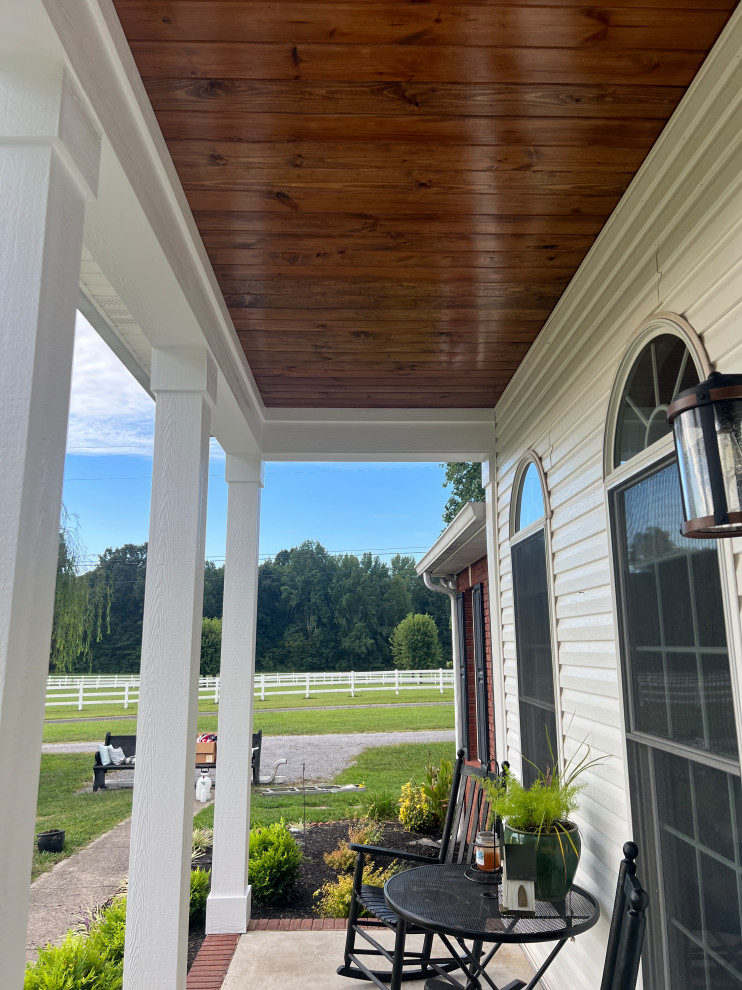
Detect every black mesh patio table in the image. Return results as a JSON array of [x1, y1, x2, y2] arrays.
[[384, 863, 600, 990]]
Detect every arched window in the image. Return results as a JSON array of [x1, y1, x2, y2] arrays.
[[515, 462, 544, 530], [614, 332, 698, 467], [511, 458, 557, 787], [608, 324, 741, 990]]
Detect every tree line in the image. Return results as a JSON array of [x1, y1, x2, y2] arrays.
[[51, 462, 483, 675], [51, 539, 451, 675]]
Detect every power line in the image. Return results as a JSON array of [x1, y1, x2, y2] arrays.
[[64, 464, 444, 482], [72, 545, 428, 575]]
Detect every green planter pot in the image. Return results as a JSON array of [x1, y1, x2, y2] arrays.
[[502, 822, 581, 901]]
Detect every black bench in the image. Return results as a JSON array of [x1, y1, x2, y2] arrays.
[[92, 729, 264, 791], [252, 728, 262, 785], [93, 732, 136, 791]]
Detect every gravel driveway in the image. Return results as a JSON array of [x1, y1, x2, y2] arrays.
[[42, 729, 455, 785]]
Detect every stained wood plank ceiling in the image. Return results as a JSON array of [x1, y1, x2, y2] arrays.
[[113, 0, 738, 408]]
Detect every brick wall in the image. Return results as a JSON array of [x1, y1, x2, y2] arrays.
[[455, 556, 495, 768]]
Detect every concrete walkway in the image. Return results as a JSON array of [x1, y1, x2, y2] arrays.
[[26, 817, 132, 962], [222, 930, 540, 990], [27, 797, 213, 963]]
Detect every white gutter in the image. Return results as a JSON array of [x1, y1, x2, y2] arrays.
[[423, 572, 463, 754]]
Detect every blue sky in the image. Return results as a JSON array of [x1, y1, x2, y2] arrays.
[[63, 315, 450, 569]]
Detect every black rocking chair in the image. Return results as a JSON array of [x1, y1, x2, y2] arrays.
[[338, 749, 507, 989], [600, 841, 649, 990]]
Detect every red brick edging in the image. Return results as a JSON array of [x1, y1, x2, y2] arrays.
[[186, 921, 349, 988], [186, 934, 240, 989], [248, 917, 348, 931]]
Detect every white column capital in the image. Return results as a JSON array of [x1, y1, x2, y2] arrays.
[[225, 453, 264, 486], [150, 347, 218, 405], [0, 59, 100, 198]]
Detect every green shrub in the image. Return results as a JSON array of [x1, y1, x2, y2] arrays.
[[323, 820, 382, 872], [190, 868, 211, 921], [25, 873, 212, 988], [25, 936, 123, 990], [86, 896, 126, 962], [314, 863, 397, 918], [421, 757, 453, 825], [398, 782, 433, 832], [365, 790, 399, 821], [323, 841, 356, 873], [249, 822, 302, 905], [398, 756, 453, 832], [25, 897, 126, 990], [192, 826, 214, 861]]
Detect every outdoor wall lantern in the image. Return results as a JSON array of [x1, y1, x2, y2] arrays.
[[667, 371, 742, 538]]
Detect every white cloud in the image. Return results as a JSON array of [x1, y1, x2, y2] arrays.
[[66, 313, 155, 456]]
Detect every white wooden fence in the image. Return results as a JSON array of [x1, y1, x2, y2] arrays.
[[45, 668, 454, 711]]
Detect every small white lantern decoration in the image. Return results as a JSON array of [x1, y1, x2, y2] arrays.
[[501, 843, 537, 917]]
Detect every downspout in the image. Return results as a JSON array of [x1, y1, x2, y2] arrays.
[[423, 572, 463, 753]]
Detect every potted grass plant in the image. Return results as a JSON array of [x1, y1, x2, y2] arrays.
[[483, 739, 605, 901]]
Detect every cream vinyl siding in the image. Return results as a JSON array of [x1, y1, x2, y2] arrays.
[[489, 12, 742, 990]]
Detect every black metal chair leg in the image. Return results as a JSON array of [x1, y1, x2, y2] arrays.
[[421, 932, 435, 973], [340, 854, 366, 972]]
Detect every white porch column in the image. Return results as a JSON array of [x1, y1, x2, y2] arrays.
[[0, 61, 100, 990], [124, 347, 216, 990], [482, 452, 508, 763], [206, 453, 263, 934]]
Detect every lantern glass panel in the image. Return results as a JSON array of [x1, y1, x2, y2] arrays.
[[715, 398, 742, 517], [674, 406, 714, 522]]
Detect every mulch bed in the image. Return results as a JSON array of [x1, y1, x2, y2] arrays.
[[187, 820, 439, 970]]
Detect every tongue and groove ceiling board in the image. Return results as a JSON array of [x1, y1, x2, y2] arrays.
[[113, 0, 738, 408]]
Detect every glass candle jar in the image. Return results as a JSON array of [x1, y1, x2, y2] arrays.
[[475, 830, 500, 871]]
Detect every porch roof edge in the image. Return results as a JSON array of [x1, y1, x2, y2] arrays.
[[416, 502, 487, 578]]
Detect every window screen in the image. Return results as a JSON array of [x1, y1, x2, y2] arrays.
[[456, 592, 470, 760], [511, 529, 557, 786], [472, 583, 490, 765], [614, 458, 740, 989]]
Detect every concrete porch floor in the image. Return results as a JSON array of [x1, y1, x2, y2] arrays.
[[220, 929, 541, 990]]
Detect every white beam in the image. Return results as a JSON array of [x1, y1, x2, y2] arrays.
[[124, 347, 216, 990], [206, 453, 263, 934], [41, 0, 264, 439], [0, 59, 100, 990], [261, 409, 495, 462]]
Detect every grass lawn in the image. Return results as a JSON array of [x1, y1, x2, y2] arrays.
[[43, 702, 454, 743], [32, 754, 133, 881], [194, 741, 453, 829], [44, 687, 454, 722], [43, 719, 139, 743]]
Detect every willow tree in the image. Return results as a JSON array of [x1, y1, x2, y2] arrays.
[[441, 462, 485, 524], [49, 509, 111, 673]]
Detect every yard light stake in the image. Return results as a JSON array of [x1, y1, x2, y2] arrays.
[[667, 371, 742, 538]]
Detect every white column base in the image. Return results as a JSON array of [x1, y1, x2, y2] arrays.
[[206, 886, 252, 934]]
